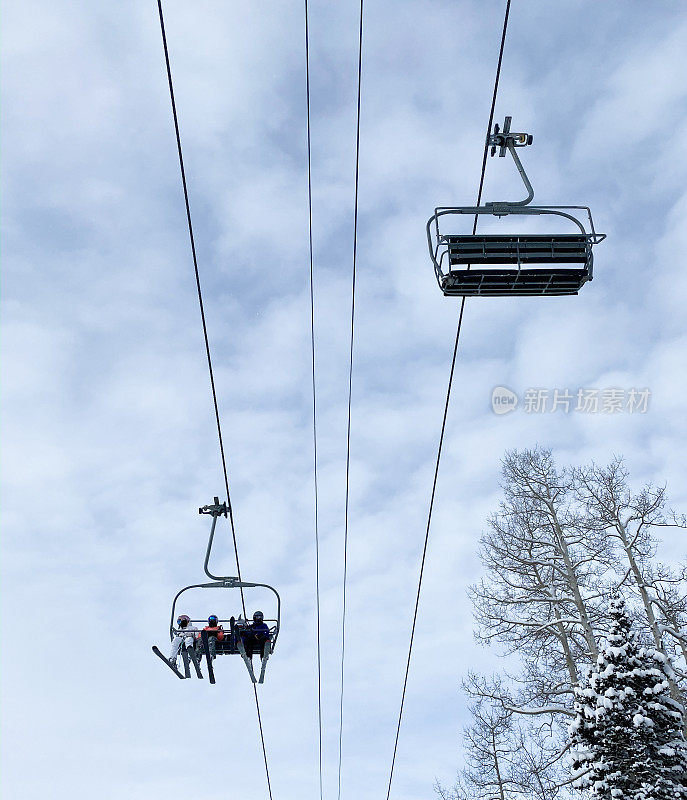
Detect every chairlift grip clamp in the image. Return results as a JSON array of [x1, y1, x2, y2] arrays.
[[489, 116, 533, 157], [198, 497, 229, 518]]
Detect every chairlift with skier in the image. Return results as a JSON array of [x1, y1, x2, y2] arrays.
[[152, 498, 280, 685]]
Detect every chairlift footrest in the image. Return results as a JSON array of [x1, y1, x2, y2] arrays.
[[441, 267, 590, 297]]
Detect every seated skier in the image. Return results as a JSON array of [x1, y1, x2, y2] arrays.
[[240, 611, 271, 659], [168, 614, 198, 668], [195, 614, 224, 661]]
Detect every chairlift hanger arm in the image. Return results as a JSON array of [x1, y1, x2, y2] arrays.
[[487, 116, 534, 207], [493, 141, 534, 206], [199, 497, 229, 581]]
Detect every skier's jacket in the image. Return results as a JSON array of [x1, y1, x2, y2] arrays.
[[196, 625, 225, 641], [242, 621, 270, 641], [175, 624, 199, 644]]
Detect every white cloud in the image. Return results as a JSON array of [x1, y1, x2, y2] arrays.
[[2, 1, 686, 798]]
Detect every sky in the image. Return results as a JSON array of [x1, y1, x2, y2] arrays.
[[2, 1, 686, 798]]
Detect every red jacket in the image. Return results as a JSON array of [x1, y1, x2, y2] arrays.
[[196, 625, 225, 641]]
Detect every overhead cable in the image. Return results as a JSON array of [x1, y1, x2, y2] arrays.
[[384, 3, 512, 799], [337, 2, 366, 799], [155, 4, 274, 798], [304, 1, 324, 798]]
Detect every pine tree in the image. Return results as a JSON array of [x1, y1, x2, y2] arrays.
[[570, 598, 687, 800]]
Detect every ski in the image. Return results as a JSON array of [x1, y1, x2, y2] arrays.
[[152, 646, 186, 679], [201, 631, 216, 684], [258, 643, 271, 684], [185, 645, 203, 679], [181, 646, 191, 678], [237, 637, 257, 684]]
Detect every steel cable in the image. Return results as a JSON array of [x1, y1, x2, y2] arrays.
[[156, 3, 273, 797], [384, 3, 512, 798], [336, 2, 366, 799], [303, 1, 324, 798]]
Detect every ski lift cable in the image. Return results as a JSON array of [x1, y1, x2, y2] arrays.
[[384, 2, 512, 799], [304, 0, 324, 798], [155, 4, 273, 798], [155, 1, 246, 614], [337, 2, 365, 799]]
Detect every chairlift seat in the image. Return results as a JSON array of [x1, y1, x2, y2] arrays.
[[440, 233, 594, 296], [445, 233, 591, 266], [215, 638, 240, 655], [191, 618, 277, 657]]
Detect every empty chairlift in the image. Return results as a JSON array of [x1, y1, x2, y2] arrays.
[[426, 116, 605, 297]]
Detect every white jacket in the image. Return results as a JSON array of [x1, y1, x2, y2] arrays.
[[169, 624, 199, 660], [173, 624, 199, 643]]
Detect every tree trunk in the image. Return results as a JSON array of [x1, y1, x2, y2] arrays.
[[491, 730, 506, 800], [549, 502, 599, 661]]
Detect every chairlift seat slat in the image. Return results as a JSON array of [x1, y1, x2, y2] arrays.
[[441, 268, 590, 297], [444, 234, 591, 266]]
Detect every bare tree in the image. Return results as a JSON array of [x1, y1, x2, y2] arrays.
[[574, 458, 687, 692], [654, 575, 687, 670], [437, 689, 529, 800], [511, 724, 565, 800], [470, 449, 612, 713], [438, 678, 565, 800], [462, 673, 573, 793], [434, 778, 470, 800], [457, 449, 686, 796]]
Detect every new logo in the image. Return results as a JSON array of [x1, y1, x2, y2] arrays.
[[491, 386, 518, 415]]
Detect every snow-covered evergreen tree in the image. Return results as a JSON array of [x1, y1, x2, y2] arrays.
[[570, 598, 687, 800]]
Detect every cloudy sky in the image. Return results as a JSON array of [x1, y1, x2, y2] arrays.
[[2, 1, 686, 798]]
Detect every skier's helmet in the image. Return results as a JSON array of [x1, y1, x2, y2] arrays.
[[253, 611, 264, 622], [208, 614, 219, 626], [177, 614, 190, 628]]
